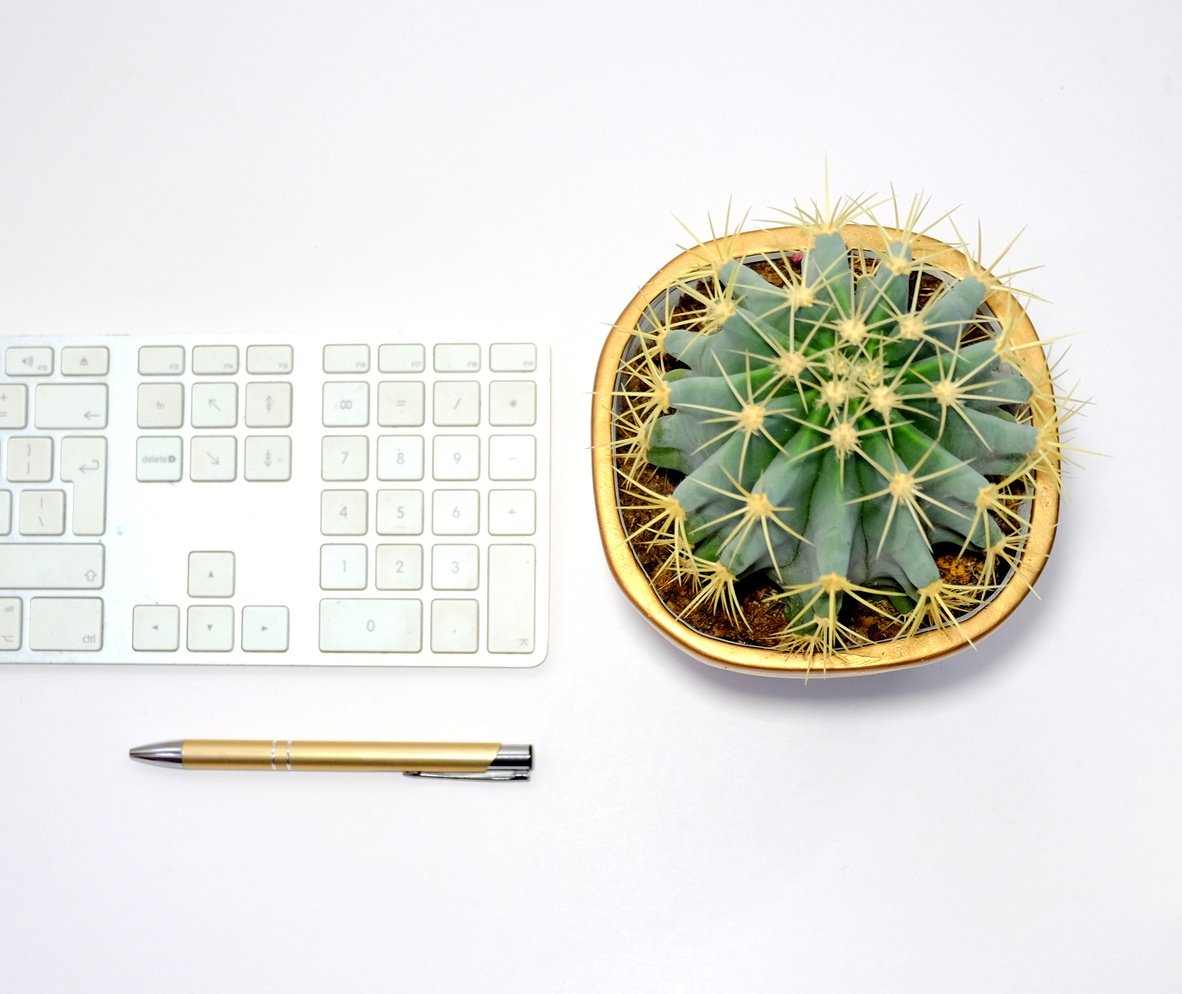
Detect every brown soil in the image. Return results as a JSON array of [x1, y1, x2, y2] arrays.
[[618, 464, 987, 649]]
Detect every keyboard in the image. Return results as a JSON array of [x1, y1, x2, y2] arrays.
[[0, 334, 548, 666]]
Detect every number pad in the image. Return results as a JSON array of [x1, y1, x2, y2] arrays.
[[305, 339, 541, 656]]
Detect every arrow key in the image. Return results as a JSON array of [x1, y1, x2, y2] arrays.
[[242, 605, 289, 652], [187, 605, 234, 652], [132, 604, 180, 651]]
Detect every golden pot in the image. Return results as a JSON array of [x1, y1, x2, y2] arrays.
[[591, 224, 1061, 677]]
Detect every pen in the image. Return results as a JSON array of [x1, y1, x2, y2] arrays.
[[129, 739, 532, 781]]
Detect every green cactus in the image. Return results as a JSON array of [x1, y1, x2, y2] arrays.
[[612, 195, 1066, 658]]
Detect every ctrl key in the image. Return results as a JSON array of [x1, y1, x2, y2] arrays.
[[29, 597, 103, 651]]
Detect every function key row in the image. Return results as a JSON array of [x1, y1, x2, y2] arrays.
[[7, 341, 537, 377], [139, 345, 293, 376], [5, 347, 110, 377], [323, 342, 537, 375]]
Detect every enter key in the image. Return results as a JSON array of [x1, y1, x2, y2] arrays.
[[61, 436, 107, 535]]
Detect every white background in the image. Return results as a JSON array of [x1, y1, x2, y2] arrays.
[[1, 2, 1179, 991]]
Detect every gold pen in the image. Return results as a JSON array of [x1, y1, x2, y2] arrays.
[[129, 739, 532, 781]]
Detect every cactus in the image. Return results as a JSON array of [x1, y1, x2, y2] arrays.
[[611, 195, 1068, 659]]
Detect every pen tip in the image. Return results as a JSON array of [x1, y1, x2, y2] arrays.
[[129, 741, 184, 766]]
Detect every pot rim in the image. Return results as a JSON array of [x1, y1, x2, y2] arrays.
[[591, 223, 1061, 677]]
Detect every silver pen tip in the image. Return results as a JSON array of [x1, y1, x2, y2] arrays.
[[129, 741, 184, 766]]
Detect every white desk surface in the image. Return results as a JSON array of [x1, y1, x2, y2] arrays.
[[2, 3, 1179, 991]]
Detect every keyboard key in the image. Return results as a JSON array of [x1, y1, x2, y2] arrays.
[[0, 544, 103, 590], [488, 489, 536, 535], [488, 544, 536, 653], [29, 597, 103, 650], [191, 383, 238, 428], [244, 436, 291, 481], [7, 347, 53, 376], [322, 381, 369, 427], [246, 344, 294, 374], [377, 381, 425, 426], [6, 436, 53, 482], [241, 606, 289, 652], [190, 435, 237, 483], [61, 346, 110, 376], [321, 489, 367, 535], [376, 489, 423, 535], [375, 544, 423, 590], [432, 544, 478, 590], [137, 383, 184, 428], [0, 598, 20, 650], [320, 544, 368, 590], [132, 605, 180, 651], [489, 435, 536, 480], [244, 382, 293, 428], [0, 492, 9, 535], [489, 343, 537, 372], [489, 381, 536, 426], [34, 383, 108, 429], [187, 605, 235, 651], [60, 436, 107, 534], [18, 490, 66, 536], [433, 343, 480, 372], [324, 344, 371, 373], [192, 345, 239, 375], [138, 346, 185, 375], [432, 435, 480, 481], [319, 598, 421, 652], [188, 551, 236, 598], [136, 436, 183, 482], [376, 435, 424, 482], [321, 435, 368, 482], [0, 384, 27, 428], [431, 599, 478, 653], [432, 490, 478, 535], [378, 344, 425, 373], [433, 381, 480, 426]]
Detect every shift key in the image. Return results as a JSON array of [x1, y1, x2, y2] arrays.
[[0, 544, 104, 589]]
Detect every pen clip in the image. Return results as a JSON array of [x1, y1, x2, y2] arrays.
[[403, 744, 532, 782]]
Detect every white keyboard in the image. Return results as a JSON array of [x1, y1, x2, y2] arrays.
[[0, 334, 548, 666]]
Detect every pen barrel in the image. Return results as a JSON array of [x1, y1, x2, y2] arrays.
[[181, 740, 503, 773]]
